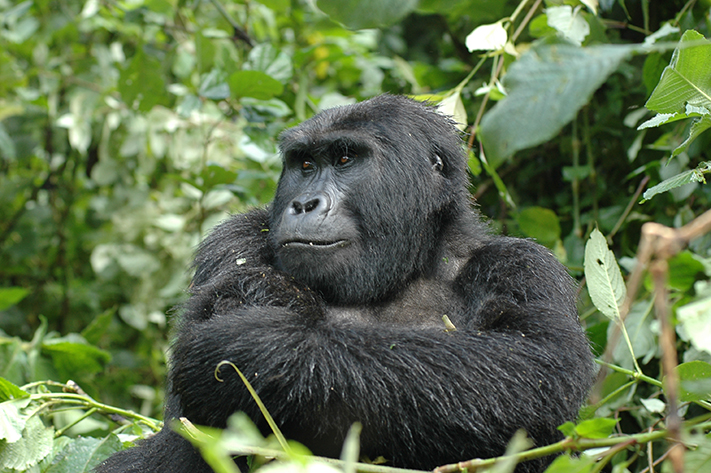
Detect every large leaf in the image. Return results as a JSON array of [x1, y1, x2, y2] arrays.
[[480, 42, 633, 167], [44, 435, 123, 473], [640, 30, 711, 162], [584, 228, 626, 320], [0, 415, 53, 470], [316, 0, 418, 30], [645, 30, 711, 114]]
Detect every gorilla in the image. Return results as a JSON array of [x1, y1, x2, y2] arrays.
[[97, 95, 594, 473]]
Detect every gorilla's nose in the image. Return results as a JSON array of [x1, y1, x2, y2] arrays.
[[289, 192, 332, 216]]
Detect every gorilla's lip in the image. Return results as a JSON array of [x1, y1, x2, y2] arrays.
[[281, 239, 350, 249]]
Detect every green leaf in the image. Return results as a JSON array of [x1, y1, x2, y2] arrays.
[[44, 435, 123, 473], [0, 122, 16, 160], [584, 229, 626, 320], [198, 70, 230, 100], [480, 42, 633, 167], [0, 415, 53, 470], [671, 115, 711, 158], [667, 251, 706, 291], [228, 71, 284, 100], [685, 431, 711, 473], [542, 454, 595, 473], [573, 418, 618, 439], [557, 421, 575, 437], [81, 308, 116, 345], [0, 287, 29, 311], [609, 300, 656, 370], [641, 161, 711, 202], [516, 207, 561, 247], [316, 0, 418, 29], [0, 338, 27, 382], [0, 378, 28, 402], [118, 48, 171, 112], [42, 340, 111, 380], [645, 30, 711, 114], [246, 44, 293, 83], [200, 164, 238, 191], [641, 31, 711, 161], [562, 165, 592, 181], [672, 361, 711, 403], [0, 397, 31, 442]]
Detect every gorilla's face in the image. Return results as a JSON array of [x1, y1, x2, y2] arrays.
[[268, 96, 469, 305]]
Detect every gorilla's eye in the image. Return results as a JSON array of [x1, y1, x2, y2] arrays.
[[302, 160, 315, 171], [337, 154, 355, 166]]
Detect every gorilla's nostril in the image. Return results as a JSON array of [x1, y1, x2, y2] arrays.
[[303, 198, 319, 213]]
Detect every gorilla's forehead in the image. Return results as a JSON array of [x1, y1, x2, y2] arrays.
[[279, 99, 409, 148], [281, 127, 378, 151]]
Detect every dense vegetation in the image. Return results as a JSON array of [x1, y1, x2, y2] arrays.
[[1, 0, 711, 472]]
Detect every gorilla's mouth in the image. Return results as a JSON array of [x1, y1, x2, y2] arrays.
[[281, 239, 351, 249]]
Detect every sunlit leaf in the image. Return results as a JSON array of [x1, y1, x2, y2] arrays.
[[465, 21, 507, 51], [547, 6, 590, 46], [584, 228, 626, 320], [677, 296, 711, 355]]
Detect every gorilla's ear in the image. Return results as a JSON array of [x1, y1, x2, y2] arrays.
[[431, 154, 444, 173]]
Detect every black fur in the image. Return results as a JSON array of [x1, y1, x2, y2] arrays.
[[96, 95, 594, 473]]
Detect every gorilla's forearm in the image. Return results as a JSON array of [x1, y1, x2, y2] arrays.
[[171, 306, 589, 461]]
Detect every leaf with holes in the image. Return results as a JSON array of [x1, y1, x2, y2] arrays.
[[584, 228, 626, 320]]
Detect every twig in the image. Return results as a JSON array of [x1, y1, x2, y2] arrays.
[[208, 0, 253, 47], [650, 259, 683, 473]]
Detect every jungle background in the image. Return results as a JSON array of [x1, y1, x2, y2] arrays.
[[2, 0, 711, 472]]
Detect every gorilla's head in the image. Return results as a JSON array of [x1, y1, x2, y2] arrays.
[[269, 95, 471, 305]]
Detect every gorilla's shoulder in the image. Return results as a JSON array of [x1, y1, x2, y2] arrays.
[[191, 208, 272, 287]]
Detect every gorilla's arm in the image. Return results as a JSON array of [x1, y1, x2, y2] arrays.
[[168, 216, 593, 470]]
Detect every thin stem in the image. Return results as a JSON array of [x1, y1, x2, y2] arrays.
[[595, 359, 663, 388], [54, 407, 98, 437], [29, 392, 162, 431], [572, 115, 582, 237]]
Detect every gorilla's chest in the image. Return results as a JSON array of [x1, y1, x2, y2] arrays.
[[325, 278, 466, 329]]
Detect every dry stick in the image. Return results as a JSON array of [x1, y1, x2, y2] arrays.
[[650, 258, 683, 473]]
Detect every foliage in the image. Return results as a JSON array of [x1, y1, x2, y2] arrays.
[[2, 0, 711, 472]]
